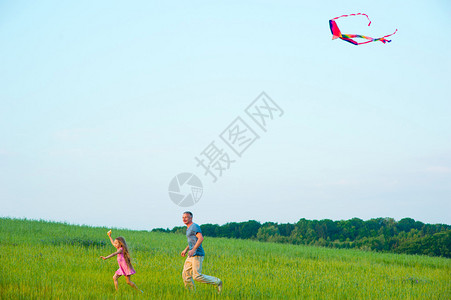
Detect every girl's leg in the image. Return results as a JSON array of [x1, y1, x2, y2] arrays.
[[125, 275, 142, 292], [113, 273, 121, 290]]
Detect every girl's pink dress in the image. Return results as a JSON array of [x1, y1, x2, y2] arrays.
[[115, 247, 136, 276]]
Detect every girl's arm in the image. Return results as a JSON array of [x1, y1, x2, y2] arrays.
[[107, 230, 114, 246], [100, 248, 123, 260]]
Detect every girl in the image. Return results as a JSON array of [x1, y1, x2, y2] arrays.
[[100, 230, 142, 292]]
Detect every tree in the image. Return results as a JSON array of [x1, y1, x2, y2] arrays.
[[256, 224, 279, 241], [200, 224, 220, 237], [397, 218, 416, 233], [239, 220, 261, 239], [278, 223, 295, 237]]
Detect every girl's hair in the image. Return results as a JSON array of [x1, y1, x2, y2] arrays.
[[115, 237, 133, 268]]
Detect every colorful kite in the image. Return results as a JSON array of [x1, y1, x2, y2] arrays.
[[329, 13, 397, 45]]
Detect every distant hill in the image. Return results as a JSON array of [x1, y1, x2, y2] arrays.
[[153, 217, 451, 258]]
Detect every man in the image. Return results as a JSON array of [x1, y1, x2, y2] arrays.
[[181, 211, 223, 293]]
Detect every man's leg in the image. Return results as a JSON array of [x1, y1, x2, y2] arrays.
[[192, 256, 221, 286], [182, 257, 195, 289]]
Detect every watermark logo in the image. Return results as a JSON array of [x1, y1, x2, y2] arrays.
[[168, 173, 203, 207], [169, 92, 284, 207]]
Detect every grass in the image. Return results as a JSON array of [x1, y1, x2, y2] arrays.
[[1, 217, 450, 299]]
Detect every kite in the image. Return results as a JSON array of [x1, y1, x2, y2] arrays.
[[329, 13, 397, 45]]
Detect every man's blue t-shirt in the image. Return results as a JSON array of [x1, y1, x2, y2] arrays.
[[186, 223, 205, 256]]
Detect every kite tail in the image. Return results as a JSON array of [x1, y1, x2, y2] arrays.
[[374, 28, 398, 43], [342, 34, 373, 40], [361, 28, 398, 44], [341, 29, 398, 45], [332, 13, 371, 26]]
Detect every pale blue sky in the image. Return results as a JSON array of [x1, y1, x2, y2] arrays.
[[1, 1, 450, 230]]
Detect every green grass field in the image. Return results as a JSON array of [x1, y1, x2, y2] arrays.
[[1, 218, 450, 299]]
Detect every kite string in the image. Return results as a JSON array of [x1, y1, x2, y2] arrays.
[[332, 13, 372, 27]]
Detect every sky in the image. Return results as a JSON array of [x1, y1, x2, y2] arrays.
[[1, 1, 450, 230]]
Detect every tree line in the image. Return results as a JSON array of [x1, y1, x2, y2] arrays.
[[153, 217, 451, 258]]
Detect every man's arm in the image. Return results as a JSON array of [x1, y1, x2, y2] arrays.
[[181, 245, 190, 257], [188, 232, 204, 257]]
